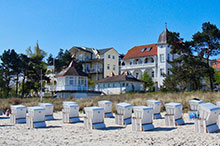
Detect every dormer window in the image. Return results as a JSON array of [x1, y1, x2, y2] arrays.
[[141, 48, 146, 52], [147, 47, 152, 52], [141, 47, 152, 52]]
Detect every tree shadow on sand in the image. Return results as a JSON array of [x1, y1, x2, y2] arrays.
[[98, 126, 125, 131], [183, 122, 194, 126], [0, 125, 13, 127], [31, 126, 62, 129], [153, 127, 176, 131], [0, 117, 9, 119]]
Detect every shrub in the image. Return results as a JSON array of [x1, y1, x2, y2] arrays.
[[10, 98, 22, 105]]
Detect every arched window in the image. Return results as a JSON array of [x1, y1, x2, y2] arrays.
[[151, 58, 154, 63], [144, 58, 148, 63], [122, 62, 125, 66]]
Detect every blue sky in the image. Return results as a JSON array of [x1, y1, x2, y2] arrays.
[[0, 0, 220, 59]]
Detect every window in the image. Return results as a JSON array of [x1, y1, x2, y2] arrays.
[[152, 71, 154, 77], [69, 77, 74, 85], [113, 83, 116, 87], [160, 68, 165, 76], [144, 58, 148, 63], [112, 55, 115, 59], [107, 64, 110, 70], [113, 65, 116, 70], [147, 47, 152, 52], [122, 83, 125, 87], [130, 62, 132, 65], [151, 58, 154, 63], [136, 73, 139, 78], [86, 64, 89, 71], [108, 55, 111, 59], [108, 83, 110, 87], [122, 62, 125, 66], [160, 54, 165, 63], [141, 48, 146, 52], [167, 54, 170, 61], [86, 55, 90, 60]]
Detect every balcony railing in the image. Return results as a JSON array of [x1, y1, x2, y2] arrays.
[[121, 62, 156, 70], [84, 68, 103, 73], [56, 85, 88, 91]]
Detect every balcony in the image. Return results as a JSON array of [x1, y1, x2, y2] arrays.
[[56, 85, 88, 91], [84, 68, 103, 74], [121, 62, 156, 70]]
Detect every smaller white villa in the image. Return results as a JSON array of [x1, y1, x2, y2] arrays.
[[56, 61, 101, 98], [95, 72, 144, 95]]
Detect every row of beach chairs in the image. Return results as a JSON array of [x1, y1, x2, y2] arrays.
[[4, 99, 220, 133]]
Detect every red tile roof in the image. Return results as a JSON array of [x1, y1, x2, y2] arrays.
[[213, 58, 220, 69], [123, 44, 157, 59]]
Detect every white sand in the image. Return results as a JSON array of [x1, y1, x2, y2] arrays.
[[1, 112, 220, 146]]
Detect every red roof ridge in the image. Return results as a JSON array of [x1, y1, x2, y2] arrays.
[[123, 43, 158, 59]]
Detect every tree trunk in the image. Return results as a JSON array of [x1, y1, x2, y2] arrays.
[[21, 75, 25, 98], [15, 73, 19, 96]]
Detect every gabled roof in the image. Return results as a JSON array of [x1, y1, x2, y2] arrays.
[[98, 48, 113, 55], [95, 73, 144, 83], [123, 44, 157, 59], [57, 61, 87, 77], [69, 46, 93, 54]]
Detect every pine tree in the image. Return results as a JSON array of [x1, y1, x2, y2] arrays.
[[193, 22, 220, 91]]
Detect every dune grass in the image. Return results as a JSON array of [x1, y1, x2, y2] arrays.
[[1, 91, 220, 113]]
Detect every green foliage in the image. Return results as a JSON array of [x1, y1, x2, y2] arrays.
[[140, 73, 154, 91], [164, 30, 210, 91], [214, 69, 220, 86], [88, 79, 95, 89], [0, 42, 49, 98], [192, 22, 220, 91], [54, 49, 73, 73]]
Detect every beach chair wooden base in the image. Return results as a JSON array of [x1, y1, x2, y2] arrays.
[[195, 119, 219, 133], [115, 114, 131, 125], [10, 114, 26, 124], [84, 117, 105, 129], [132, 118, 154, 131], [165, 114, 184, 127], [26, 116, 46, 128], [62, 112, 80, 123]]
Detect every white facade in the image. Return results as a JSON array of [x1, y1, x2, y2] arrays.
[[120, 28, 178, 89], [95, 81, 144, 95], [56, 76, 88, 91], [121, 45, 173, 89]]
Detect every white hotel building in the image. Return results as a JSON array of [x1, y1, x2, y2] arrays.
[[121, 27, 175, 89]]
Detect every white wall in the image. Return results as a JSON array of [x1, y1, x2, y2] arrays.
[[95, 81, 144, 95], [157, 44, 171, 87], [56, 76, 88, 91]]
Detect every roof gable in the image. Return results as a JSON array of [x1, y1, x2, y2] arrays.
[[57, 61, 87, 77], [98, 48, 113, 55], [123, 44, 157, 59]]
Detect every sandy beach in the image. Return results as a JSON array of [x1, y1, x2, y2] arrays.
[[0, 112, 220, 146]]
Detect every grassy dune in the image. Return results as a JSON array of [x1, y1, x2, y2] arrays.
[[1, 91, 220, 113]]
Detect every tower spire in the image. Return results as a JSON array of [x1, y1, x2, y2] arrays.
[[165, 22, 167, 29]]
